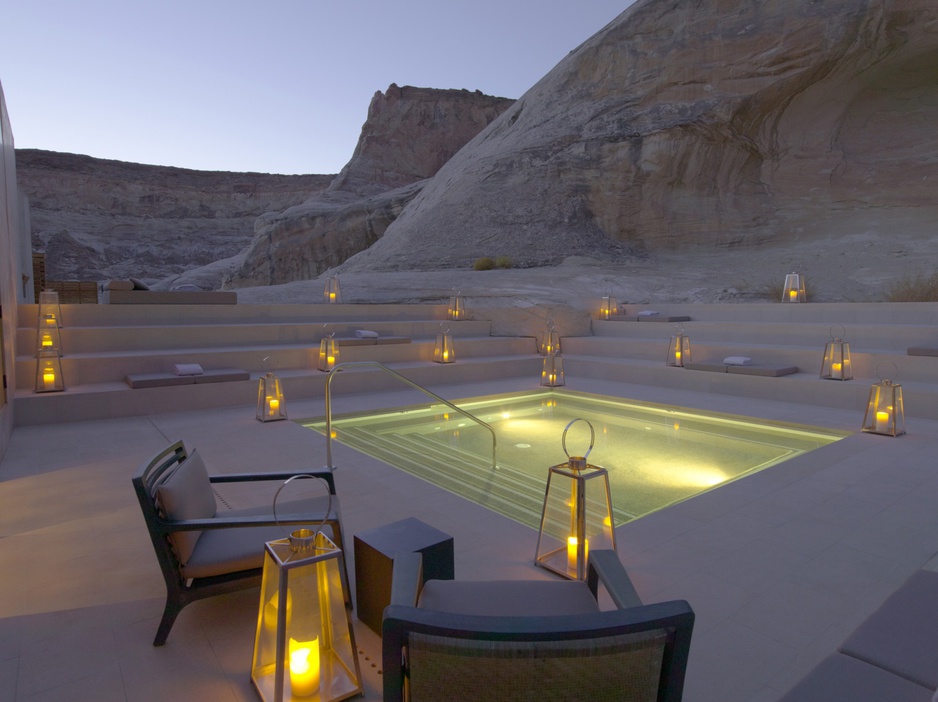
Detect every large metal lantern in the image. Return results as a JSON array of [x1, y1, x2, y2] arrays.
[[598, 295, 618, 320], [666, 325, 691, 367], [820, 326, 853, 381], [782, 273, 806, 303], [862, 364, 905, 437], [535, 419, 616, 581], [323, 276, 340, 304], [252, 480, 362, 702], [539, 319, 560, 356], [318, 330, 340, 372], [35, 350, 65, 393], [540, 352, 565, 387], [433, 324, 455, 363], [256, 372, 287, 422], [447, 291, 465, 321]]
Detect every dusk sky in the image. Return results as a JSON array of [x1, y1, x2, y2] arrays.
[[1, 1, 635, 175]]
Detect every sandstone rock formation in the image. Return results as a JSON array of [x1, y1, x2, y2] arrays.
[[337, 0, 938, 273], [16, 149, 332, 286], [224, 85, 514, 288]]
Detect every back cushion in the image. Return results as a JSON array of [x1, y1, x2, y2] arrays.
[[156, 449, 217, 565]]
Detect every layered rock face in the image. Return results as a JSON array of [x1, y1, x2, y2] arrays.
[[225, 85, 514, 288], [16, 149, 332, 285], [339, 0, 938, 272]]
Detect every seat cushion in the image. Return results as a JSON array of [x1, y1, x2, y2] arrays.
[[156, 450, 216, 565], [418, 579, 600, 617], [840, 569, 938, 689], [777, 653, 933, 702]]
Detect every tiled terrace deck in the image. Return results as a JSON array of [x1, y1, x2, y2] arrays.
[[2, 373, 937, 701]]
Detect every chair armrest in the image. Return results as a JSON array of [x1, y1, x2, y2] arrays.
[[209, 470, 337, 494], [158, 513, 338, 532], [390, 552, 423, 607], [587, 550, 643, 609]]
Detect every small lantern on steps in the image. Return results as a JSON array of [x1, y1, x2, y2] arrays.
[[35, 350, 65, 393], [37, 290, 63, 353], [317, 326, 340, 372], [862, 363, 905, 437], [433, 323, 455, 363], [782, 273, 806, 303], [251, 477, 362, 702], [257, 360, 287, 422], [535, 419, 617, 581], [820, 326, 853, 381], [539, 319, 560, 356], [323, 275, 340, 304], [666, 325, 691, 367], [540, 352, 565, 387], [599, 295, 618, 320], [447, 290, 465, 321]]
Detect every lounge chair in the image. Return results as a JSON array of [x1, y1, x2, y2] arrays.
[[382, 549, 694, 701]]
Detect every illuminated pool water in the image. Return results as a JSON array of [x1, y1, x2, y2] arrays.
[[302, 390, 848, 528]]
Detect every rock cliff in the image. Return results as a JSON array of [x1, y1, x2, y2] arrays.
[[338, 0, 938, 272], [17, 149, 332, 286], [225, 85, 514, 288]]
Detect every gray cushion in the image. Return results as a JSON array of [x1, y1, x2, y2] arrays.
[[684, 362, 728, 373], [907, 347, 938, 357], [777, 653, 933, 702], [103, 279, 134, 291], [840, 569, 938, 689], [193, 368, 250, 384], [129, 277, 150, 290], [125, 372, 196, 389], [156, 450, 216, 565], [418, 579, 600, 617]]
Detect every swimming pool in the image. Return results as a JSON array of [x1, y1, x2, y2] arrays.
[[302, 390, 848, 529]]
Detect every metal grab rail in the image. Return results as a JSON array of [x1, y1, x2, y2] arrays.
[[324, 361, 497, 470]]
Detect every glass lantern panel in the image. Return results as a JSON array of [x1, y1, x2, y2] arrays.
[[535, 464, 616, 580], [448, 296, 464, 320], [782, 273, 806, 302], [256, 374, 287, 422], [540, 354, 564, 387], [666, 334, 691, 367], [35, 351, 65, 393], [820, 341, 853, 380], [861, 381, 906, 436], [540, 329, 560, 356], [323, 277, 340, 304], [599, 296, 617, 320], [433, 333, 455, 363], [318, 338, 339, 372]]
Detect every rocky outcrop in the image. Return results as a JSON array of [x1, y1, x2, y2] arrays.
[[338, 0, 938, 272], [224, 85, 514, 288], [16, 149, 332, 285]]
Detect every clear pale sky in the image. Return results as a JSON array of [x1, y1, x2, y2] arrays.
[[1, 1, 634, 175]]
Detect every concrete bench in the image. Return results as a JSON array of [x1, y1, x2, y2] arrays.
[[778, 569, 938, 701], [608, 314, 692, 323], [334, 336, 411, 347], [908, 347, 938, 357], [684, 362, 798, 377], [125, 368, 250, 389]]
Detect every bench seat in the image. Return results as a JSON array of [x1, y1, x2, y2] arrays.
[[125, 368, 250, 389], [684, 362, 798, 377]]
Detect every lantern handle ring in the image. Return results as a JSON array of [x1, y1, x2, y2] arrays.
[[829, 324, 846, 341], [875, 360, 899, 383], [273, 474, 334, 552], [562, 418, 594, 461], [439, 322, 450, 334]]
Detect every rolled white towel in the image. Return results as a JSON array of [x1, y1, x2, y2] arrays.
[[173, 363, 204, 376], [355, 329, 379, 339], [723, 356, 753, 366], [638, 310, 660, 316]]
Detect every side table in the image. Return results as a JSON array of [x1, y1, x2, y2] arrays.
[[353, 517, 454, 634]]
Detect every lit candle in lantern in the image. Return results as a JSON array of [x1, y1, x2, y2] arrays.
[[329, 292, 336, 302], [44, 314, 56, 326], [41, 334, 53, 348], [266, 396, 279, 415], [43, 370, 55, 390], [831, 362, 842, 379], [567, 536, 588, 572], [442, 349, 449, 361], [674, 349, 682, 362], [875, 410, 891, 433], [289, 637, 320, 697], [789, 289, 798, 301], [327, 354, 335, 366]]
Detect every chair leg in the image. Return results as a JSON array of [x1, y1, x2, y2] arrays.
[[153, 596, 184, 646]]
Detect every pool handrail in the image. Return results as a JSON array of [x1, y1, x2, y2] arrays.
[[324, 361, 497, 471]]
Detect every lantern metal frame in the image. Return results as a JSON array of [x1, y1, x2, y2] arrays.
[[820, 325, 853, 381], [256, 372, 287, 422], [35, 349, 65, 393], [323, 276, 340, 304], [433, 324, 455, 363], [535, 419, 616, 581], [318, 326, 340, 372], [447, 290, 465, 321], [539, 319, 561, 356], [598, 295, 618, 320], [782, 273, 807, 303], [666, 326, 691, 367], [540, 352, 565, 387], [251, 477, 362, 702], [862, 364, 905, 436], [37, 289, 63, 353]]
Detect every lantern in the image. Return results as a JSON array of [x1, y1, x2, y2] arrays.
[[35, 350, 65, 393], [540, 352, 565, 387], [782, 273, 806, 303], [598, 295, 618, 320], [37, 290, 63, 352], [820, 326, 853, 381], [256, 372, 287, 422], [323, 276, 340, 304], [535, 419, 616, 581], [318, 331, 339, 372], [666, 325, 691, 367], [862, 364, 905, 436], [251, 482, 362, 702], [539, 319, 560, 356], [433, 324, 455, 363], [447, 290, 465, 321]]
